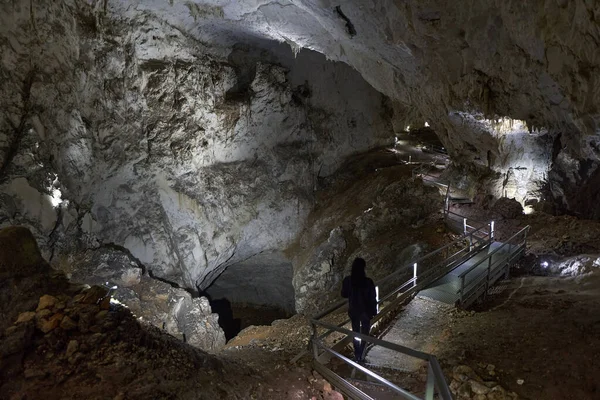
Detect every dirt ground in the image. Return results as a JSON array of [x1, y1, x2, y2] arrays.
[[437, 271, 600, 400]]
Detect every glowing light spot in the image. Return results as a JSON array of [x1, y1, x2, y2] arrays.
[[541, 261, 549, 268], [363, 207, 373, 214], [109, 298, 128, 308], [405, 125, 411, 131], [49, 187, 62, 207], [375, 286, 379, 314], [523, 205, 534, 214], [424, 121, 430, 127], [47, 175, 63, 207]]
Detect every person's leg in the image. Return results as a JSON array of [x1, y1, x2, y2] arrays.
[[357, 316, 371, 361], [351, 317, 362, 361]]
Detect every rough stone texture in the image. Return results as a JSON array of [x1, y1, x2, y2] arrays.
[[169, 292, 226, 350], [490, 197, 523, 220], [108, 0, 600, 218], [550, 254, 600, 277], [0, 226, 225, 352], [55, 246, 225, 351], [0, 1, 399, 307], [450, 365, 518, 400], [3, 0, 600, 322]]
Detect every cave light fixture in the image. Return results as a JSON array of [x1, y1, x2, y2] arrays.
[[523, 205, 535, 215], [424, 121, 430, 127], [541, 261, 549, 269]]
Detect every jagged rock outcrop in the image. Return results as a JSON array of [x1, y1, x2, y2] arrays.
[[0, 1, 399, 312], [58, 247, 226, 351], [0, 226, 225, 352], [0, 228, 251, 399]]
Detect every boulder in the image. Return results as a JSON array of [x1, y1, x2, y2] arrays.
[[36, 295, 58, 312], [491, 197, 524, 219]]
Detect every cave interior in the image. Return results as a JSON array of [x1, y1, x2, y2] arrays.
[[1, 1, 600, 399]]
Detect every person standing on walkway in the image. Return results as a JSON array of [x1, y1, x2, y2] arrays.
[[341, 257, 377, 362]]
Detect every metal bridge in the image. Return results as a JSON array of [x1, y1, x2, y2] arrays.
[[308, 176, 530, 399]]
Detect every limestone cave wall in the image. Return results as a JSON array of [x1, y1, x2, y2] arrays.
[[0, 0, 400, 322]]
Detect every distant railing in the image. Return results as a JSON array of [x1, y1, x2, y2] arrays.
[[456, 225, 530, 307]]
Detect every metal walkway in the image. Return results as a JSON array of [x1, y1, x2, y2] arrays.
[[308, 174, 530, 399], [419, 239, 526, 308]]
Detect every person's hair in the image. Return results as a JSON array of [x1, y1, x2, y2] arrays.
[[350, 257, 367, 286]]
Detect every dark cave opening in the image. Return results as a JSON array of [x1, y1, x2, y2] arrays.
[[207, 297, 292, 341], [204, 251, 296, 341]]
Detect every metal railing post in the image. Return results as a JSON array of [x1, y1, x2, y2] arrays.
[[425, 363, 435, 400], [485, 255, 492, 300], [490, 220, 495, 240], [463, 218, 467, 235], [444, 185, 450, 217], [311, 324, 319, 359], [413, 262, 418, 287]]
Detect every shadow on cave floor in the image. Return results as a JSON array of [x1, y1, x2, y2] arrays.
[[208, 297, 292, 341]]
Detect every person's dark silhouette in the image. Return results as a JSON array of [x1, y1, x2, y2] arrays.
[[341, 257, 377, 362]]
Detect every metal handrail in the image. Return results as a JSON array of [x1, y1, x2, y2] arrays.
[[311, 321, 453, 400], [313, 222, 491, 321], [456, 226, 529, 307], [309, 223, 488, 399], [309, 180, 518, 400], [457, 225, 530, 279]]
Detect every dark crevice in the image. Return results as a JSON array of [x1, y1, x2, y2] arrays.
[[47, 206, 63, 263], [334, 6, 357, 37], [98, 242, 148, 275], [0, 68, 37, 184], [147, 269, 198, 297], [98, 242, 200, 296], [551, 133, 562, 165]]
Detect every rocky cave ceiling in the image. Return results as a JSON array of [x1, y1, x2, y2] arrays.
[[1, 0, 600, 320], [115, 0, 600, 212]]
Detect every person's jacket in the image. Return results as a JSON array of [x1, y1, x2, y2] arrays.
[[341, 276, 377, 319]]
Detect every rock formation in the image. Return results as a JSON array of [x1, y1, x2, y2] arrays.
[[0, 1, 399, 319]]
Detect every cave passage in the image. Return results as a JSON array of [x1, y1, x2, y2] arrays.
[[204, 251, 295, 340]]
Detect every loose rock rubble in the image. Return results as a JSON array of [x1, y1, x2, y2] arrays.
[[450, 365, 518, 400]]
